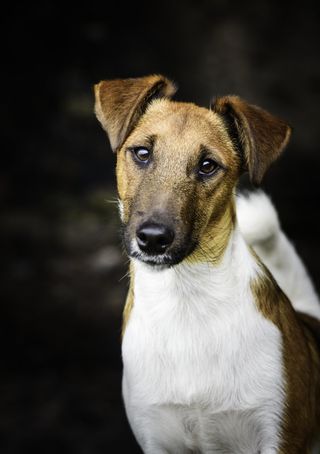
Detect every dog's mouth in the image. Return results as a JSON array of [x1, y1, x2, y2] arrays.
[[130, 250, 174, 267], [128, 237, 197, 268]]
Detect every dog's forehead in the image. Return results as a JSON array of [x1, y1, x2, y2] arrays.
[[141, 99, 224, 135], [130, 99, 234, 159]]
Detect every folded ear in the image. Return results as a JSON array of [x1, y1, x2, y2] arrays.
[[211, 96, 291, 185], [94, 75, 177, 152]]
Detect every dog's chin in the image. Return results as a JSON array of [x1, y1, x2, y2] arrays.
[[130, 251, 181, 269]]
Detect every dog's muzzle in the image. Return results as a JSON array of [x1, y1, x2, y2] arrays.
[[124, 217, 196, 267]]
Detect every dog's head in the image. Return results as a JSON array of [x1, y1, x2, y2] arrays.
[[95, 75, 291, 267]]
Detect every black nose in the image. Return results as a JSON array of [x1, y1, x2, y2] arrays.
[[136, 223, 174, 255]]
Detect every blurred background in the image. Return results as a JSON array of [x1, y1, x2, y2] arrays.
[[1, 1, 320, 452]]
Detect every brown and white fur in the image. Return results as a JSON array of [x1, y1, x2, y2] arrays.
[[94, 75, 320, 453]]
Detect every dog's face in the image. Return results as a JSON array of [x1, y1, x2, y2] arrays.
[[116, 100, 239, 266], [95, 75, 290, 267]]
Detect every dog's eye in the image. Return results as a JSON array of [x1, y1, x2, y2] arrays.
[[133, 147, 150, 163], [199, 158, 218, 176]]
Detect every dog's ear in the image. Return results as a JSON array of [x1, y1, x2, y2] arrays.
[[211, 96, 291, 185], [94, 75, 177, 152]]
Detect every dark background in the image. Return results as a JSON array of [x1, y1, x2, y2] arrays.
[[1, 1, 320, 452]]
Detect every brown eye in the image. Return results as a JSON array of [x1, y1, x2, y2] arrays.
[[133, 147, 150, 163], [199, 158, 218, 176]]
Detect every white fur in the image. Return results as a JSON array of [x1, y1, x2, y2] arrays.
[[118, 199, 124, 222], [237, 191, 320, 320], [122, 227, 285, 453]]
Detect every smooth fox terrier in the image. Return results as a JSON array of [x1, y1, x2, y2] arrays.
[[94, 75, 320, 453]]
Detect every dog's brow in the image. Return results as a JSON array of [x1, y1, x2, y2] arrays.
[[129, 134, 158, 150], [144, 134, 158, 149], [199, 144, 227, 168]]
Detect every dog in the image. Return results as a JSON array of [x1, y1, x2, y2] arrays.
[[94, 75, 320, 453]]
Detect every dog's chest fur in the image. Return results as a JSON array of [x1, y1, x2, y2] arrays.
[[122, 230, 285, 453]]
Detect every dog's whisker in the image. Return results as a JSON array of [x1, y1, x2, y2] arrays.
[[119, 269, 131, 282], [105, 198, 119, 204]]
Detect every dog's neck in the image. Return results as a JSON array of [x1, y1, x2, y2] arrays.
[[132, 222, 260, 321]]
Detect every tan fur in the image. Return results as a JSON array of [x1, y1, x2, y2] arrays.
[[251, 267, 320, 453], [186, 199, 236, 266], [122, 262, 134, 337]]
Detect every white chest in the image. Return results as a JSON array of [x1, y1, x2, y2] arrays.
[[122, 235, 285, 453]]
